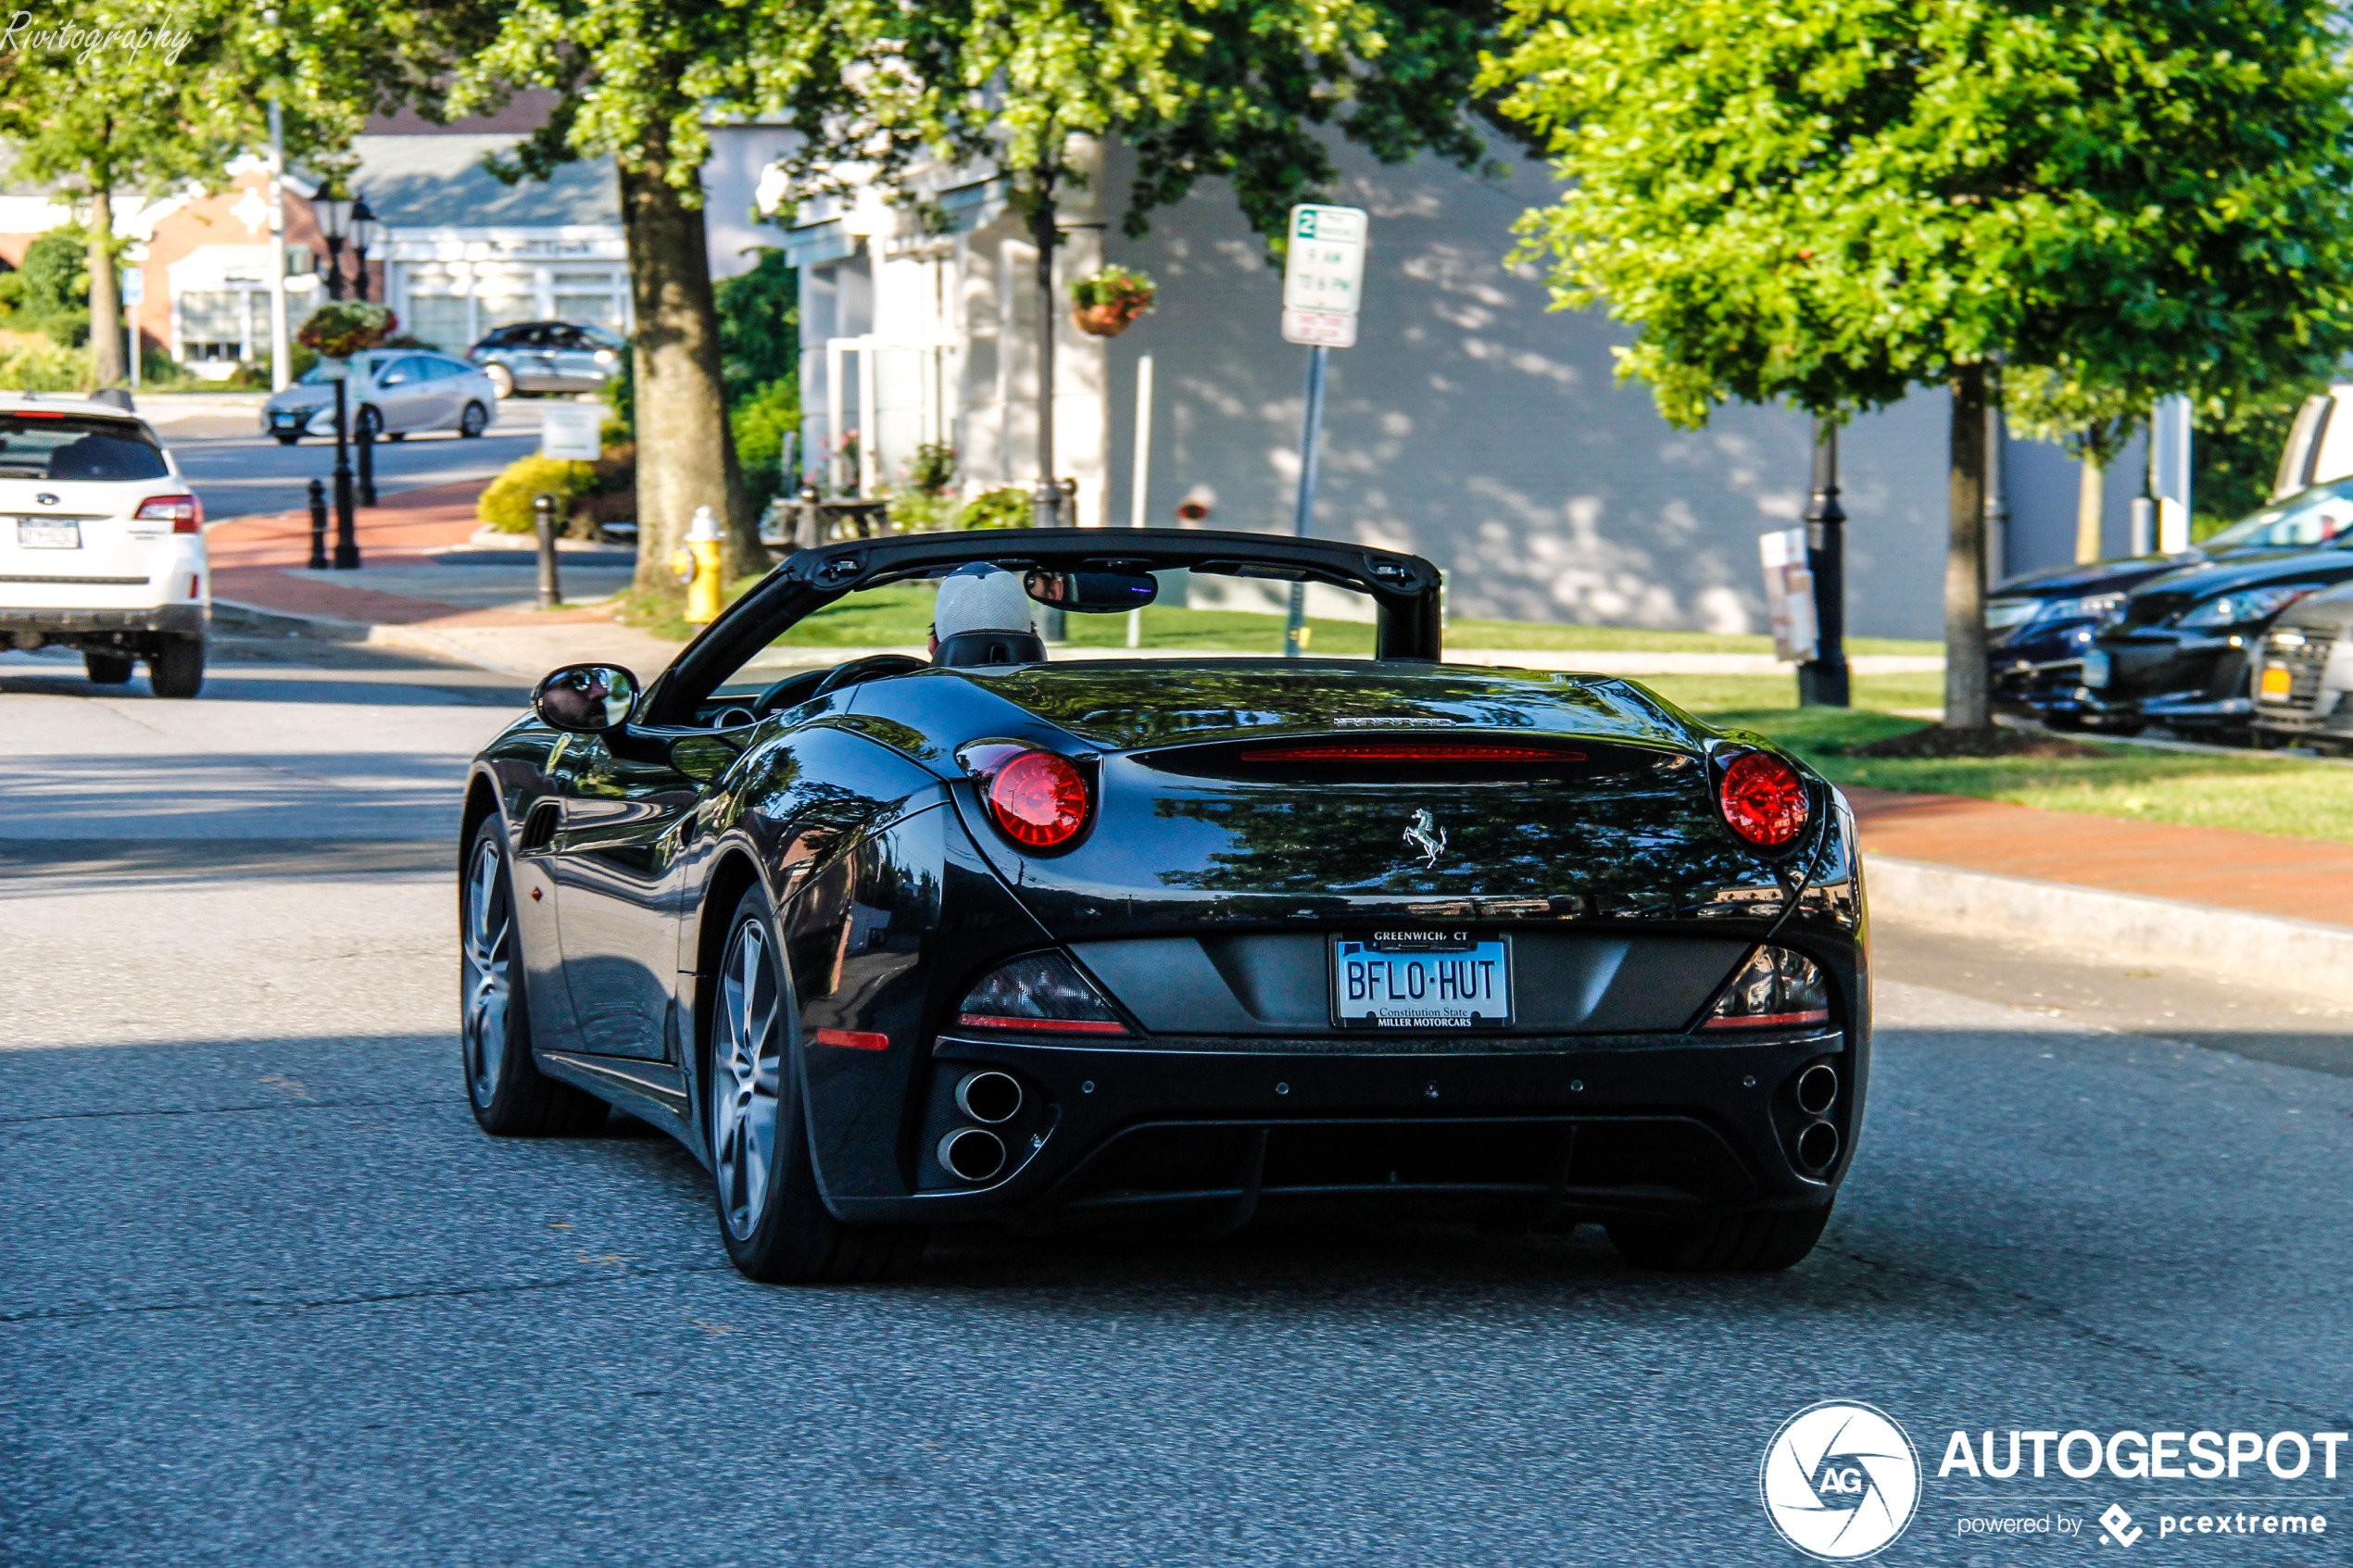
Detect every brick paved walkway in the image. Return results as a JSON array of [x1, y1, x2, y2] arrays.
[[208, 481, 618, 628], [1846, 784, 2353, 931]]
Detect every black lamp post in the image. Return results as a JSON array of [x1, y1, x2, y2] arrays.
[[315, 187, 350, 302], [347, 195, 376, 305], [1798, 417, 1851, 707]]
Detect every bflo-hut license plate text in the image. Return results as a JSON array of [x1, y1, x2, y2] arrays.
[[1331, 934, 1513, 1028]]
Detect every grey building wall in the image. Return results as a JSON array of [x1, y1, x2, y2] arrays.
[[1999, 430, 2151, 583], [1093, 138, 1965, 641]]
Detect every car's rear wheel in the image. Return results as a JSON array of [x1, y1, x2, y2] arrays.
[[146, 637, 204, 699], [484, 363, 515, 399], [459, 401, 489, 438], [708, 883, 926, 1284], [1608, 1205, 1831, 1273], [84, 649, 133, 684], [272, 433, 300, 446], [460, 820, 608, 1136], [355, 405, 384, 439]]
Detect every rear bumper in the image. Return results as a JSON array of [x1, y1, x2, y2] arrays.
[[828, 1028, 1859, 1230], [0, 604, 204, 640]]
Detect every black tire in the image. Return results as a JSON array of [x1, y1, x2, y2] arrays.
[[83, 649, 133, 684], [386, 431, 407, 442], [356, 405, 384, 439], [273, 433, 300, 445], [1608, 1205, 1831, 1273], [146, 636, 204, 699], [459, 401, 489, 438], [706, 882, 926, 1284], [2041, 710, 2084, 732], [484, 363, 515, 399], [460, 819, 609, 1136]]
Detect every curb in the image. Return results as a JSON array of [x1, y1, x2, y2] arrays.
[[1866, 854, 2353, 996]]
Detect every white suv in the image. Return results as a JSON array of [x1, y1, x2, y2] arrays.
[[0, 395, 207, 696]]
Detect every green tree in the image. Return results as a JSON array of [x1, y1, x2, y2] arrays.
[[1488, 0, 2353, 728], [450, 0, 855, 592], [0, 1, 265, 386], [714, 245, 798, 404], [811, 0, 1502, 524]]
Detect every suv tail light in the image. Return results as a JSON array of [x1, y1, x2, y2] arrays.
[[136, 494, 202, 533], [982, 749, 1091, 848], [1703, 946, 1831, 1030], [954, 951, 1127, 1035], [1718, 750, 1808, 847]]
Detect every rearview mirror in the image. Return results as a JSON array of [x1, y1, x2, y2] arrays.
[[1024, 570, 1158, 614], [534, 663, 640, 734]]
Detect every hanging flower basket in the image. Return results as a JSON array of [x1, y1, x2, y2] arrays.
[[296, 302, 398, 360], [1068, 265, 1155, 337]]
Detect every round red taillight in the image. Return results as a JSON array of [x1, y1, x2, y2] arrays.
[[986, 750, 1090, 848], [1718, 751, 1809, 847]]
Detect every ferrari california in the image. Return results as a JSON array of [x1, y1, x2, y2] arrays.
[[459, 530, 1868, 1283]]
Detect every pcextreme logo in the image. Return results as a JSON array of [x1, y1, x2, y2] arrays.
[[1760, 1401, 1923, 1562]]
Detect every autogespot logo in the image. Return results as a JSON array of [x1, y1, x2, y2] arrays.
[[1761, 1401, 1923, 1561]]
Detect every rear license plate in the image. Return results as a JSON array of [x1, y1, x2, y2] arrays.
[[2081, 648, 2111, 688], [1330, 933, 1512, 1028], [16, 519, 78, 548], [2259, 663, 2294, 702]]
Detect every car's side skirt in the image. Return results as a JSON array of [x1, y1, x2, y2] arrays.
[[537, 1048, 694, 1135]]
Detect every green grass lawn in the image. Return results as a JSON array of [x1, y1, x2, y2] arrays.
[[1690, 697, 2353, 845]]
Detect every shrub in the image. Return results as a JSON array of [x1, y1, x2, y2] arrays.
[[732, 374, 799, 517], [960, 486, 1031, 530], [888, 491, 958, 532], [908, 441, 957, 495], [479, 454, 597, 533], [0, 342, 93, 390]]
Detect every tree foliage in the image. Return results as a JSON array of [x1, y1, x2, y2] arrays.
[[1487, 0, 2353, 427], [809, 0, 1504, 246]]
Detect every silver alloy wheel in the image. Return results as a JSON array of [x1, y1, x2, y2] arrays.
[[713, 914, 784, 1240], [461, 836, 512, 1106]]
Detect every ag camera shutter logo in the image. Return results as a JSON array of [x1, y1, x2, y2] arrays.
[[1761, 1401, 1922, 1560]]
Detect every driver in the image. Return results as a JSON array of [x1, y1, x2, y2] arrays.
[[928, 563, 1039, 661]]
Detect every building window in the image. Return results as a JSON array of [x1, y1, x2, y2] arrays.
[[177, 290, 252, 362], [476, 285, 540, 334], [405, 290, 470, 354], [552, 270, 623, 331]]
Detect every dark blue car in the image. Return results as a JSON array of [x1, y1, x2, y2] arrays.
[[1988, 476, 2353, 729]]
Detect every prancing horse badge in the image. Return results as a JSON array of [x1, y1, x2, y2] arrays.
[[1403, 809, 1447, 868]]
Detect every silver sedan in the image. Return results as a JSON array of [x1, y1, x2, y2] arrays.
[[262, 350, 499, 445]]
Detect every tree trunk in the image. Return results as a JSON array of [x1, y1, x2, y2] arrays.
[[2074, 452, 2105, 564], [617, 141, 760, 595], [86, 184, 123, 387], [1944, 362, 1990, 729]]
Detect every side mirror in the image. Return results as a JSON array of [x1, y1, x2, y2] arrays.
[[534, 663, 640, 734], [1025, 570, 1158, 614]]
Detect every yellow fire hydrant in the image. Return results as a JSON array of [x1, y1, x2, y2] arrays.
[[671, 505, 725, 624]]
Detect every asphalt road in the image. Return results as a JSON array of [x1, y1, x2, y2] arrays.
[[153, 403, 545, 522], [4, 639, 2350, 1567]]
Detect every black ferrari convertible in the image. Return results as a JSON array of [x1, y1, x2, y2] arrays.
[[459, 529, 1867, 1282]]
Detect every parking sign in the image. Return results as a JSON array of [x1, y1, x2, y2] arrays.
[[1282, 204, 1367, 346]]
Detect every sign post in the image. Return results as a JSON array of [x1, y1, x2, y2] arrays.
[[1280, 204, 1366, 657]]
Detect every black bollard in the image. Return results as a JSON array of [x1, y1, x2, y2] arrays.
[[355, 409, 377, 507], [534, 492, 561, 610], [307, 478, 329, 571], [331, 377, 360, 570]]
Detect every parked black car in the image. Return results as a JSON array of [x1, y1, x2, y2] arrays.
[[460, 529, 1868, 1284], [2067, 548, 2353, 735], [1990, 475, 2353, 723], [464, 320, 627, 397]]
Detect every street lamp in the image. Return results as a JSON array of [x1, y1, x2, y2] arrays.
[[347, 195, 376, 305], [315, 187, 350, 302], [1798, 418, 1851, 707]]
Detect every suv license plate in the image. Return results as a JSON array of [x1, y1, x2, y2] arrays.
[[16, 519, 79, 548], [2081, 648, 2111, 688], [1331, 933, 1512, 1028]]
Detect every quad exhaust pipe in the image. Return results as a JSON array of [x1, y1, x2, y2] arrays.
[[955, 1070, 1023, 1124], [1789, 1062, 1841, 1174], [937, 1126, 1007, 1183]]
